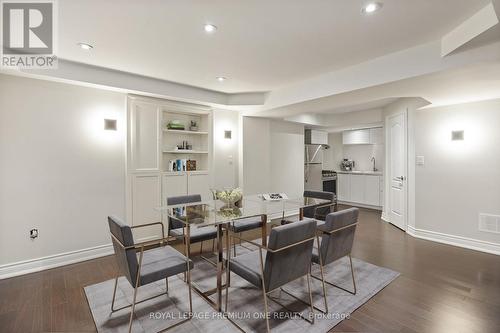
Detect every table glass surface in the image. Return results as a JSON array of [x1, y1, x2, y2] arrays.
[[158, 195, 331, 227]]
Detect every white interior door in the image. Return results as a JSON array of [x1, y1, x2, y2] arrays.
[[388, 112, 407, 230]]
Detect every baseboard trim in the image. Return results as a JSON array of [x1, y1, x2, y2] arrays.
[[0, 244, 114, 280], [0, 236, 159, 280], [381, 211, 391, 223], [407, 225, 500, 256], [338, 201, 382, 211]]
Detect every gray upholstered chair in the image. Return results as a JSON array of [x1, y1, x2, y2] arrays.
[[225, 219, 317, 332], [228, 216, 264, 256], [108, 216, 193, 333], [303, 190, 337, 222], [311, 208, 359, 313], [167, 194, 218, 262]]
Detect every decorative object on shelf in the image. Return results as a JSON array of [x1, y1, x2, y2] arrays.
[[167, 120, 185, 130], [186, 160, 196, 171], [176, 140, 191, 150], [212, 188, 243, 209], [189, 120, 198, 132]]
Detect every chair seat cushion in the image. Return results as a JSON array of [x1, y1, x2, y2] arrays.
[[138, 246, 193, 285], [169, 226, 218, 243], [229, 250, 267, 289], [229, 217, 262, 233]]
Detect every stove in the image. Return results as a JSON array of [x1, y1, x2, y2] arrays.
[[321, 170, 337, 194]]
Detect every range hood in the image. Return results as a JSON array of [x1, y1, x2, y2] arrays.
[[305, 129, 328, 145]]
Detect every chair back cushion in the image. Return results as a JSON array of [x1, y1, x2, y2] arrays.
[[263, 219, 316, 291], [319, 208, 359, 265], [108, 216, 138, 285], [303, 190, 336, 220], [166, 194, 202, 229]]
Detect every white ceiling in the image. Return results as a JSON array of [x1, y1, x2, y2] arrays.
[[58, 0, 491, 93]]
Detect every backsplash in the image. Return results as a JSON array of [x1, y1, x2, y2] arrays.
[[343, 144, 384, 171]]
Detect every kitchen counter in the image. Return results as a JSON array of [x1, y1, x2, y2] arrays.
[[335, 170, 383, 176]]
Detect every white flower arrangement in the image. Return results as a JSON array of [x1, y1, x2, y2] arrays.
[[216, 188, 243, 204]]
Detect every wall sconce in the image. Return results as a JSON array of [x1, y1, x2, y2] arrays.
[[451, 130, 464, 141], [104, 119, 117, 131], [224, 130, 232, 139]]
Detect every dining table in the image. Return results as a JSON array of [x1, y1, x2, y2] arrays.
[[157, 194, 333, 312]]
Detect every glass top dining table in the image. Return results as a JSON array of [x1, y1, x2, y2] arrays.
[[156, 194, 332, 312]]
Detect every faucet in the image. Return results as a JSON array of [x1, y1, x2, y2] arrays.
[[371, 157, 377, 172]]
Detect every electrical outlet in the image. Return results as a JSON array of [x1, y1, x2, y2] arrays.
[[30, 229, 38, 239]]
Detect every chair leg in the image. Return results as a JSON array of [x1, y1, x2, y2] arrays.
[[262, 291, 270, 333], [318, 260, 328, 313], [165, 277, 169, 293], [111, 276, 119, 312], [128, 285, 139, 333], [200, 241, 203, 255], [306, 273, 315, 324], [349, 253, 357, 294]]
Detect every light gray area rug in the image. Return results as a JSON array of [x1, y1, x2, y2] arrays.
[[84, 244, 399, 333]]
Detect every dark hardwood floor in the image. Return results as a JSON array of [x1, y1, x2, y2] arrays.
[[1, 207, 499, 332]]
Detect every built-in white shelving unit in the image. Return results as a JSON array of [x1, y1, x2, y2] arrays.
[[126, 95, 213, 225]]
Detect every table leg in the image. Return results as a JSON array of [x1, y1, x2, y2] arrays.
[[261, 214, 267, 247], [216, 223, 224, 312], [299, 207, 304, 220]]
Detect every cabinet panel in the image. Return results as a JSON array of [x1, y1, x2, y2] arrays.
[[131, 174, 161, 225], [162, 173, 188, 203], [365, 175, 381, 206], [343, 129, 370, 145], [337, 173, 350, 201], [369, 128, 383, 144], [350, 174, 365, 203], [130, 101, 160, 171], [188, 172, 211, 202]]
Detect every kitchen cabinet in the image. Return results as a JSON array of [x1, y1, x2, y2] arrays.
[[342, 127, 383, 145], [337, 173, 350, 201], [350, 174, 365, 203], [369, 127, 383, 144], [343, 129, 370, 145], [337, 172, 382, 208], [364, 175, 381, 206]]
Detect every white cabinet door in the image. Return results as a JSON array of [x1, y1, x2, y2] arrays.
[[162, 173, 188, 203], [131, 174, 161, 225], [343, 129, 370, 144], [129, 101, 160, 172], [369, 128, 383, 144], [310, 130, 328, 145], [350, 174, 365, 203], [365, 175, 380, 206], [337, 173, 350, 201], [188, 172, 211, 201]]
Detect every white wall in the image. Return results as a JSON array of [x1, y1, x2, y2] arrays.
[[323, 132, 343, 170], [0, 74, 127, 267], [241, 117, 304, 197], [414, 99, 500, 246], [212, 109, 239, 189]]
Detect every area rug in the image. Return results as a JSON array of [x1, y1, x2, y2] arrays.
[[84, 244, 399, 333]]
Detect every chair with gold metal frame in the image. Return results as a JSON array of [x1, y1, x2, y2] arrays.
[[108, 216, 194, 333], [225, 219, 317, 332], [167, 195, 218, 264], [311, 208, 359, 313], [303, 190, 337, 221]]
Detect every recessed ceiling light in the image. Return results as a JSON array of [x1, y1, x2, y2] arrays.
[[362, 2, 383, 14], [216, 76, 226, 82], [78, 42, 93, 50], [204, 24, 217, 33]]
